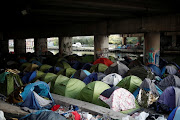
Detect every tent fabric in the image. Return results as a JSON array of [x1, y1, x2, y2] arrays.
[[23, 64, 39, 73], [148, 64, 161, 77], [53, 77, 85, 99], [20, 110, 66, 120], [116, 75, 142, 93], [82, 63, 93, 71], [40, 73, 57, 83], [158, 86, 175, 110], [39, 64, 52, 72], [99, 87, 136, 112], [57, 68, 77, 78], [161, 64, 179, 77], [168, 107, 180, 120], [81, 55, 94, 63], [0, 73, 23, 96], [50, 75, 69, 93], [45, 66, 61, 74], [101, 73, 122, 87], [0, 72, 10, 83], [125, 65, 155, 80], [20, 63, 31, 71], [105, 61, 129, 77], [93, 58, 113, 67], [89, 63, 108, 73], [56, 61, 71, 69], [72, 69, 91, 81], [83, 72, 106, 85], [157, 75, 180, 91], [28, 71, 45, 83], [31, 60, 42, 67], [19, 81, 54, 110], [79, 81, 110, 106], [128, 59, 142, 69]]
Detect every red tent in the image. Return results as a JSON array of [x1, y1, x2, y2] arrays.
[[93, 58, 113, 67]]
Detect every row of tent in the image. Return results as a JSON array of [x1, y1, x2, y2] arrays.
[[1, 54, 180, 119]]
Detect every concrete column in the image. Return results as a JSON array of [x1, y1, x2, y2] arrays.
[[172, 35, 176, 47], [138, 36, 142, 45], [94, 35, 109, 60], [0, 33, 9, 54], [143, 32, 160, 66], [14, 39, 26, 54], [59, 37, 72, 56], [122, 37, 127, 45], [34, 38, 47, 56]]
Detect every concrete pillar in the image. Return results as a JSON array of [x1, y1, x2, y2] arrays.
[[59, 37, 72, 56], [143, 32, 160, 66], [14, 39, 26, 54], [138, 36, 142, 45], [94, 35, 109, 60], [172, 35, 176, 47], [122, 37, 127, 45], [34, 38, 47, 56], [0, 33, 9, 54]]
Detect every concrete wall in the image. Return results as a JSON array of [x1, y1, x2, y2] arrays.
[[14, 39, 26, 54], [59, 37, 72, 56], [0, 33, 9, 54], [34, 38, 48, 56]]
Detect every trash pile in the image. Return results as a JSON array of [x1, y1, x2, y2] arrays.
[[0, 53, 180, 120]]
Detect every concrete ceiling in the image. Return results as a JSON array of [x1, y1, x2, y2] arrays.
[[2, 0, 180, 38]]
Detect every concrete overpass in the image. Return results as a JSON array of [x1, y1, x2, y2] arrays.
[[1, 0, 180, 66]]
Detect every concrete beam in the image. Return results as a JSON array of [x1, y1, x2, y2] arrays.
[[5, 14, 180, 39], [51, 93, 135, 120]]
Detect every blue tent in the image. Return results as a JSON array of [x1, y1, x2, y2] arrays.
[[22, 72, 33, 84], [168, 106, 180, 120], [83, 72, 106, 85], [148, 64, 161, 77], [45, 66, 61, 74], [20, 110, 66, 120], [82, 63, 93, 71], [19, 81, 54, 110]]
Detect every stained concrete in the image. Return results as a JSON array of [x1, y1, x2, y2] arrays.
[[52, 93, 135, 120]]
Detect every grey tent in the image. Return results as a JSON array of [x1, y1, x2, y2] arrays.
[[157, 75, 180, 91], [125, 65, 155, 80], [105, 61, 129, 77]]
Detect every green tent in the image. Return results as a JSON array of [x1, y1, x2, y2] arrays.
[[39, 64, 52, 72], [121, 100, 141, 114], [30, 70, 45, 83], [81, 55, 94, 63], [57, 68, 76, 78], [0, 72, 23, 96], [40, 73, 57, 83], [79, 81, 110, 107], [89, 63, 108, 73], [56, 61, 71, 69], [116, 75, 142, 93], [20, 62, 31, 71], [53, 76, 85, 99]]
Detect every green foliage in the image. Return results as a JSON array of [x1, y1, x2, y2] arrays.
[[53, 38, 59, 46], [72, 36, 94, 47]]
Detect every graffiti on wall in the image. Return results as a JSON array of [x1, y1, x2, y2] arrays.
[[147, 48, 160, 66]]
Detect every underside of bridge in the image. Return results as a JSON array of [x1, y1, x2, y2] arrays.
[[2, 0, 180, 38]]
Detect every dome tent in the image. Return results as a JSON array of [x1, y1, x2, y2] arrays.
[[93, 58, 113, 67], [105, 61, 129, 77], [161, 64, 179, 77], [89, 63, 108, 73], [102, 73, 122, 87], [72, 69, 91, 81], [39, 64, 52, 72], [40, 73, 57, 83], [57, 68, 76, 78], [116, 75, 142, 93], [148, 64, 161, 77], [99, 86, 136, 112], [168, 106, 180, 120], [157, 75, 180, 91], [53, 76, 85, 99], [125, 65, 155, 80], [83, 72, 106, 85], [79, 81, 110, 107]]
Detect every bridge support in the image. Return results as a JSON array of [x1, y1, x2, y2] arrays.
[[34, 38, 47, 56], [122, 37, 127, 45], [143, 32, 160, 66], [14, 39, 26, 54], [0, 33, 9, 54], [94, 35, 109, 60], [59, 37, 72, 56]]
